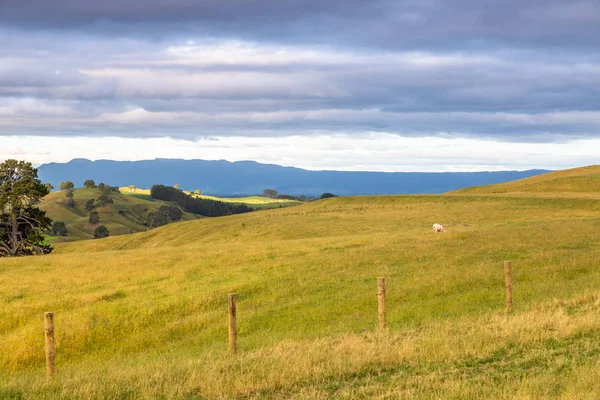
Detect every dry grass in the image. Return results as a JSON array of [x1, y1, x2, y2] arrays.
[[2, 184, 600, 398], [453, 165, 600, 195]]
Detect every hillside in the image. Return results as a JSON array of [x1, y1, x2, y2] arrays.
[[453, 164, 600, 195], [3, 182, 600, 398], [38, 188, 198, 241], [37, 158, 550, 196]]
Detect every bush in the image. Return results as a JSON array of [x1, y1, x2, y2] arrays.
[[51, 221, 68, 236], [59, 181, 74, 190], [95, 194, 113, 207], [93, 225, 109, 239], [89, 211, 100, 224], [85, 199, 96, 211]]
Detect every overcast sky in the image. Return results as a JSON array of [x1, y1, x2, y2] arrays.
[[1, 0, 599, 171]]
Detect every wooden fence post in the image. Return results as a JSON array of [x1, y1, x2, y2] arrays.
[[228, 293, 237, 353], [377, 277, 386, 330], [44, 312, 55, 376], [504, 261, 513, 313]]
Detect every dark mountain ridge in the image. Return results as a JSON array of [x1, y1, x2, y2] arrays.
[[37, 158, 550, 196]]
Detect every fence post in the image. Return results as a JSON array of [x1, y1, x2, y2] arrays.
[[504, 261, 513, 313], [228, 293, 237, 353], [377, 277, 386, 330], [44, 312, 55, 376]]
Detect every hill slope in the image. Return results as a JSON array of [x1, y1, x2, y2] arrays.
[[453, 164, 600, 195], [3, 187, 600, 398], [39, 188, 197, 240], [37, 158, 550, 196]]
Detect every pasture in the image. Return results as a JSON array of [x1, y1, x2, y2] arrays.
[[2, 167, 600, 399]]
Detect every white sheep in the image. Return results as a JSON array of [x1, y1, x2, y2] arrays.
[[432, 223, 444, 232]]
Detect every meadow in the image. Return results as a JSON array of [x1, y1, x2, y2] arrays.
[[1, 167, 600, 399]]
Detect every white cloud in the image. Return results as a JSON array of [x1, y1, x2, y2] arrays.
[[1, 133, 597, 172]]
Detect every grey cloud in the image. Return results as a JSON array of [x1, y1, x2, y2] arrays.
[[1, 0, 600, 50], [0, 1, 599, 144]]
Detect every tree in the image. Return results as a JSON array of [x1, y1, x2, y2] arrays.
[[320, 192, 337, 199], [93, 225, 109, 239], [59, 181, 74, 190], [0, 160, 53, 257], [97, 182, 106, 191], [51, 221, 68, 236], [95, 194, 113, 207], [174, 184, 180, 190], [85, 198, 96, 211], [263, 188, 278, 198], [150, 185, 252, 217], [83, 180, 97, 188], [44, 183, 54, 191], [194, 189, 202, 196], [129, 185, 137, 192], [89, 211, 100, 224], [65, 190, 75, 207]]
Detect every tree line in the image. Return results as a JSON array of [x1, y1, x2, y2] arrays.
[[150, 185, 252, 217]]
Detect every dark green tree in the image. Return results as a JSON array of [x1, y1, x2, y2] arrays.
[[88, 211, 100, 224], [44, 183, 54, 191], [85, 198, 96, 211], [95, 194, 113, 207], [0, 160, 53, 257], [93, 225, 109, 239], [97, 182, 106, 191], [83, 180, 97, 188], [320, 192, 337, 199], [59, 181, 74, 190], [51, 221, 68, 236]]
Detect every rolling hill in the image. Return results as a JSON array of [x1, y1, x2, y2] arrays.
[[38, 187, 198, 241], [452, 164, 600, 195], [2, 166, 600, 398]]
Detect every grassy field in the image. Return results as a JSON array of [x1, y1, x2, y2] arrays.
[[121, 187, 303, 210], [1, 168, 600, 398], [39, 188, 198, 241], [454, 164, 600, 195]]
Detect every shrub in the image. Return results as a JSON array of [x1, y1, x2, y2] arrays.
[[93, 225, 109, 239]]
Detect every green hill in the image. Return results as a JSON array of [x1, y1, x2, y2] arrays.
[[2, 170, 600, 398], [39, 188, 198, 241], [453, 164, 600, 195]]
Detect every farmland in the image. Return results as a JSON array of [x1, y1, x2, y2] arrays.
[[1, 166, 600, 399]]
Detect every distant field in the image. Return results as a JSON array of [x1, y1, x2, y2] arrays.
[[121, 187, 302, 209], [1, 170, 600, 398]]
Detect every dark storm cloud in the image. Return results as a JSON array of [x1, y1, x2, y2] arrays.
[[1, 0, 600, 50]]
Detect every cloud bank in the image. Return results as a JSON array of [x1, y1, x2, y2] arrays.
[[0, 0, 598, 170]]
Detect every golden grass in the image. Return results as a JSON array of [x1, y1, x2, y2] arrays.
[[453, 165, 600, 195], [2, 181, 600, 398]]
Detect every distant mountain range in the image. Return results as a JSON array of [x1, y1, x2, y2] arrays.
[[37, 158, 551, 196]]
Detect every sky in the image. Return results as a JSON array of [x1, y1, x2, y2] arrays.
[[1, 0, 599, 171]]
